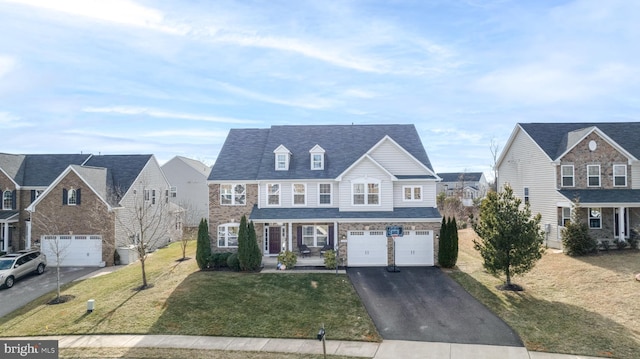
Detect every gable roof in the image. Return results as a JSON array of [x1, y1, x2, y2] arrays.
[[0, 153, 92, 187], [163, 156, 211, 177], [437, 172, 484, 182], [83, 155, 153, 199], [209, 124, 434, 181], [518, 122, 640, 161]]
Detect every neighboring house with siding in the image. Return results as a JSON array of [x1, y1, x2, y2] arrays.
[[161, 156, 211, 228], [497, 122, 640, 249], [436, 172, 488, 206], [208, 124, 442, 267], [0, 153, 177, 266]]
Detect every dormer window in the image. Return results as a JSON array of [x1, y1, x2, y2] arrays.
[[309, 145, 325, 170], [274, 145, 291, 171]]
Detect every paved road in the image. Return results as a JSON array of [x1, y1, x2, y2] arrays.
[[347, 266, 523, 346], [0, 266, 98, 318]]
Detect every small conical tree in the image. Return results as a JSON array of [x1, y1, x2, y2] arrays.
[[451, 217, 459, 266], [246, 221, 262, 270], [196, 218, 211, 270], [438, 216, 448, 266], [237, 215, 249, 271]]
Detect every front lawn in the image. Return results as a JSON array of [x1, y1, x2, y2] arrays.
[[449, 229, 640, 359], [0, 241, 379, 343]]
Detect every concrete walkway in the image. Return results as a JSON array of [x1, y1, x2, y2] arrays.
[[3, 335, 607, 359]]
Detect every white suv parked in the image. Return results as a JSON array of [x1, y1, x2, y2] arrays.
[[0, 250, 47, 288]]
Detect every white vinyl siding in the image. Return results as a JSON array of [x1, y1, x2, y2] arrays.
[[393, 182, 437, 207], [368, 138, 430, 176], [338, 158, 393, 211], [497, 126, 564, 247]]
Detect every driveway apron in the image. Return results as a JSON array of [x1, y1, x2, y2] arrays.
[[347, 267, 523, 346]]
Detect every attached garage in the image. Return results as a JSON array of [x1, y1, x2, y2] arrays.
[[393, 230, 434, 266], [347, 230, 388, 267], [41, 235, 103, 266]]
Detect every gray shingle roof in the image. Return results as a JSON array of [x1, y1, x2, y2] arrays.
[[437, 172, 483, 182], [249, 205, 441, 221], [519, 122, 640, 160], [209, 124, 433, 181], [83, 155, 152, 199], [559, 189, 640, 204], [0, 153, 92, 186]]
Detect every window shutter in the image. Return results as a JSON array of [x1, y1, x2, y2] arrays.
[[31, 190, 36, 202], [328, 225, 334, 247], [11, 190, 16, 209], [296, 226, 302, 248], [63, 189, 68, 205], [77, 189, 82, 205]]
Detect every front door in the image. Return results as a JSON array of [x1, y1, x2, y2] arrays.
[[268, 226, 281, 254], [614, 208, 629, 239]]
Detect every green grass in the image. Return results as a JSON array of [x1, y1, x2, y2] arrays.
[[449, 229, 640, 359], [0, 241, 379, 343]]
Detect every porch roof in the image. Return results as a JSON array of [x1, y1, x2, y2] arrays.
[[0, 211, 19, 222], [559, 189, 640, 207], [249, 205, 441, 223]]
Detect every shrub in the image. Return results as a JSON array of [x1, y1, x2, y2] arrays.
[[438, 217, 458, 268], [277, 250, 297, 269], [227, 253, 241, 271], [113, 249, 121, 265], [211, 252, 232, 269], [599, 240, 610, 252], [561, 203, 597, 256], [613, 239, 628, 250], [627, 233, 639, 249], [324, 250, 337, 269]]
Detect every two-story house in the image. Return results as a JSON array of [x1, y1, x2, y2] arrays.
[[0, 153, 177, 266], [437, 172, 488, 206], [208, 124, 442, 267], [162, 156, 211, 228], [497, 122, 640, 249]]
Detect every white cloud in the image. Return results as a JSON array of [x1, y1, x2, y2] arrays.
[[83, 106, 259, 124], [0, 111, 32, 128], [0, 55, 16, 78], [142, 130, 228, 139], [214, 81, 338, 110], [6, 0, 189, 34]]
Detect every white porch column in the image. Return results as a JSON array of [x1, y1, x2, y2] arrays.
[[288, 222, 293, 251], [26, 221, 32, 249], [3, 222, 8, 252], [333, 221, 338, 250], [618, 206, 626, 240]]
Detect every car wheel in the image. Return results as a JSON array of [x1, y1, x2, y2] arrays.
[[37, 263, 46, 274], [5, 276, 14, 288]]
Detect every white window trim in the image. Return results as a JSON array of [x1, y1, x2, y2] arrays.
[[587, 165, 601, 187], [311, 153, 324, 170], [302, 224, 329, 247], [68, 189, 77, 206], [351, 179, 381, 206], [524, 187, 530, 205], [589, 208, 602, 229], [562, 207, 571, 227], [561, 165, 574, 187], [292, 183, 306, 206], [170, 186, 177, 197], [613, 164, 627, 187], [220, 183, 246, 206], [318, 183, 332, 206], [218, 223, 239, 247], [402, 185, 422, 202], [2, 190, 12, 210], [267, 183, 281, 206], [144, 189, 150, 202], [276, 153, 289, 171]]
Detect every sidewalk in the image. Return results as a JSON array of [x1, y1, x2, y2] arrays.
[[3, 335, 607, 359]]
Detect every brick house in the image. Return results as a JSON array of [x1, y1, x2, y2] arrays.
[[208, 124, 442, 267], [0, 153, 177, 266], [497, 122, 640, 249]]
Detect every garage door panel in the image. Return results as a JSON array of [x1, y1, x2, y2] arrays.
[[394, 230, 434, 266], [347, 231, 388, 267], [41, 235, 103, 267]]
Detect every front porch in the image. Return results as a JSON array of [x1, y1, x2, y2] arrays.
[[262, 254, 327, 269]]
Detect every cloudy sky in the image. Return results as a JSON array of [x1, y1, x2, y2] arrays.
[[1, 0, 638, 177]]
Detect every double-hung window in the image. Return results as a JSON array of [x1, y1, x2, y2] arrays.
[[524, 187, 530, 205], [170, 186, 177, 198], [561, 165, 574, 187], [403, 186, 422, 201], [267, 184, 280, 205], [292, 184, 306, 205], [587, 165, 600, 187], [302, 225, 328, 247], [562, 207, 571, 226], [220, 184, 246, 205], [352, 180, 380, 205], [589, 208, 601, 228], [218, 223, 239, 247], [318, 183, 332, 205], [613, 164, 627, 187]]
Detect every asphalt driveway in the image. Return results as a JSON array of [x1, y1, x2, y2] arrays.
[[0, 266, 99, 318], [347, 266, 523, 346]]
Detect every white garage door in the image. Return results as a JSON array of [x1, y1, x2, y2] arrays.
[[394, 230, 434, 266], [41, 235, 103, 267], [347, 230, 388, 267]]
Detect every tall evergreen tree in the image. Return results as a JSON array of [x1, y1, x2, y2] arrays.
[[473, 184, 545, 290], [246, 221, 262, 270], [451, 217, 459, 266], [237, 215, 249, 271], [196, 218, 211, 270], [438, 216, 448, 266]]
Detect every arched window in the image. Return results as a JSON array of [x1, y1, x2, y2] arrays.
[[68, 189, 77, 205], [2, 190, 12, 210]]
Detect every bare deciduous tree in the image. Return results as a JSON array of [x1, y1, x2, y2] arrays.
[[490, 138, 501, 192]]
